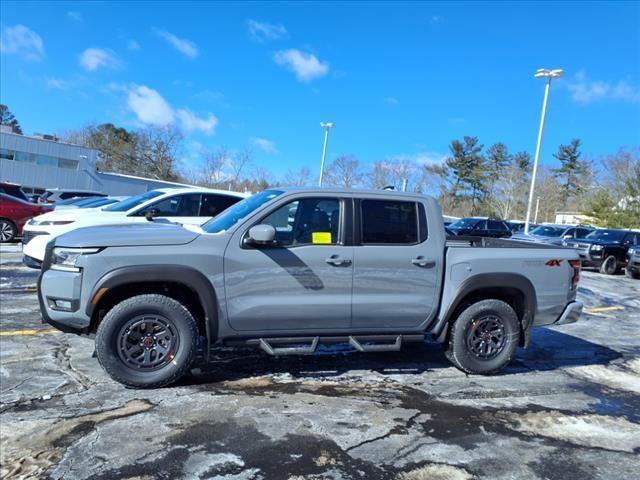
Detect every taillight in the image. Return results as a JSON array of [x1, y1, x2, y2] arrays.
[[569, 259, 581, 290]]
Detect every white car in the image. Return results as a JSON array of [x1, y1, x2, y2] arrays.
[[22, 187, 247, 267]]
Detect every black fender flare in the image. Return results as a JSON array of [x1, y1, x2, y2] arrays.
[[86, 265, 218, 352], [432, 272, 537, 342]]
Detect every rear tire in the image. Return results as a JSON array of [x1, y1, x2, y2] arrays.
[[445, 299, 520, 375], [600, 255, 619, 275], [626, 268, 640, 279], [0, 219, 16, 243], [95, 294, 198, 388]]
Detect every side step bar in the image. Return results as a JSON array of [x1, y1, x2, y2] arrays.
[[248, 334, 418, 356]]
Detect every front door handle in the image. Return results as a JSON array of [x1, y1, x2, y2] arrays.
[[325, 255, 352, 266], [411, 256, 435, 268]]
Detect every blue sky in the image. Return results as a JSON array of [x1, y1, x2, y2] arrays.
[[1, 1, 639, 177]]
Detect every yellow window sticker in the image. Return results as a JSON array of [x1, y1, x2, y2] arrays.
[[312, 232, 332, 244]]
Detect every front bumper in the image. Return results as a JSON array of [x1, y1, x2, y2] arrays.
[[38, 247, 91, 334], [554, 301, 583, 326]]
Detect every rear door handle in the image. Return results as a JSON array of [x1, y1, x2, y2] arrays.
[[325, 255, 352, 266], [411, 256, 435, 268]]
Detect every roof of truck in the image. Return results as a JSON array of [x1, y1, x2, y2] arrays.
[[273, 186, 433, 199]]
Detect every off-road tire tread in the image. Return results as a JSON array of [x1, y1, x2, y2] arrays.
[[445, 299, 519, 375], [96, 294, 198, 388]]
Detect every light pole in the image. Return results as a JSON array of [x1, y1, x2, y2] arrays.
[[318, 122, 335, 187], [524, 68, 563, 235]]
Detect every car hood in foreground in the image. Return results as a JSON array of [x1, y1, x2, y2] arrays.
[[565, 238, 621, 247], [54, 222, 200, 248]]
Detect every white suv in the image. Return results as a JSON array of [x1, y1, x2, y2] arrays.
[[22, 187, 247, 267]]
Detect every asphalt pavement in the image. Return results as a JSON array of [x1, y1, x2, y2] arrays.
[[1, 243, 639, 480]]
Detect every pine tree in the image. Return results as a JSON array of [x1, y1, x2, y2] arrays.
[[553, 139, 590, 205], [0, 104, 23, 134], [445, 136, 485, 211]]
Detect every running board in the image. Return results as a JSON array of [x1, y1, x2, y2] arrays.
[[348, 335, 402, 352], [247, 334, 412, 356], [258, 337, 319, 356]]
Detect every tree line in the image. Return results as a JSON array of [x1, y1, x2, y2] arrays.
[[1, 104, 638, 228]]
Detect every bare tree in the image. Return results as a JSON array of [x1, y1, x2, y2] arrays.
[[324, 155, 364, 188], [201, 149, 230, 187], [136, 125, 184, 181], [283, 166, 312, 186], [229, 149, 253, 184]]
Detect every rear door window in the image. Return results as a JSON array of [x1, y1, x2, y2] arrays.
[[361, 200, 418, 244], [200, 194, 242, 217], [488, 220, 508, 231], [147, 193, 202, 216]]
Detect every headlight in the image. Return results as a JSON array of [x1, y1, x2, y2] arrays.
[[51, 247, 101, 272], [590, 245, 603, 251], [30, 220, 75, 226], [629, 248, 636, 255]]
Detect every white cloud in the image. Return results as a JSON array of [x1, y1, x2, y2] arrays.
[[67, 11, 83, 22], [176, 109, 218, 135], [46, 77, 72, 90], [153, 28, 198, 58], [413, 151, 447, 166], [429, 15, 444, 25], [79, 48, 121, 71], [567, 71, 640, 104], [383, 96, 399, 105], [127, 85, 175, 126], [273, 49, 329, 82], [0, 24, 44, 60], [392, 152, 447, 166], [250, 137, 278, 154], [127, 40, 140, 51], [246, 19, 287, 42], [126, 85, 218, 135]]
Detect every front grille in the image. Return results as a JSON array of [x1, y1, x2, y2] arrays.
[[22, 230, 48, 245]]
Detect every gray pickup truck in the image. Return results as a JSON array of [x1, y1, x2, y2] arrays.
[[38, 188, 583, 388]]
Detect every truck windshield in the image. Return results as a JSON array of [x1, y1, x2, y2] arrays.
[[586, 229, 626, 242], [103, 190, 163, 212], [202, 190, 284, 233], [530, 226, 565, 237]]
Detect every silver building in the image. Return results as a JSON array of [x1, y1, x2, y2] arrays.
[[0, 127, 195, 195]]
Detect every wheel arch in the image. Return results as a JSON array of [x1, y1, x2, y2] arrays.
[[87, 265, 218, 355], [432, 272, 537, 347]]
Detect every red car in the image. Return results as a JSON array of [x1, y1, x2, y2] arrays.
[[0, 193, 53, 242]]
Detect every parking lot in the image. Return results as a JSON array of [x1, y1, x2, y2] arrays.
[[1, 242, 639, 480]]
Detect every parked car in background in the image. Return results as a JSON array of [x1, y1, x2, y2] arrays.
[[626, 246, 640, 279], [443, 215, 459, 227], [507, 221, 538, 234], [39, 187, 583, 388], [54, 196, 127, 211], [511, 224, 593, 245], [22, 187, 248, 267], [0, 193, 53, 242], [38, 188, 106, 204], [448, 217, 512, 238], [564, 229, 640, 275], [0, 181, 32, 203]]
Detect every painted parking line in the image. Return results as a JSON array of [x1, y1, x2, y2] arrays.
[[0, 329, 60, 336], [584, 306, 624, 313]]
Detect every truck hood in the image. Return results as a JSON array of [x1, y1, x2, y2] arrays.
[[54, 222, 200, 248]]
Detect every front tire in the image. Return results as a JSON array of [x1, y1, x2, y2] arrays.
[[95, 294, 198, 388], [0, 219, 16, 243], [445, 299, 520, 375], [600, 255, 619, 275], [626, 268, 640, 279]]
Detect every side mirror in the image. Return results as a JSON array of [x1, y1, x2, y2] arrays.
[[246, 224, 276, 245], [563, 234, 572, 239], [144, 208, 160, 221]]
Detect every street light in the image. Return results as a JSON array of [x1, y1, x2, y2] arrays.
[[318, 122, 335, 187], [524, 68, 564, 235]]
